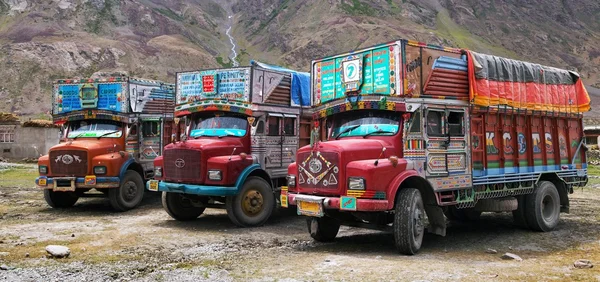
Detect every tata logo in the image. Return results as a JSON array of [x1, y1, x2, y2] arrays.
[[54, 154, 82, 165], [175, 158, 185, 168], [309, 159, 322, 174]]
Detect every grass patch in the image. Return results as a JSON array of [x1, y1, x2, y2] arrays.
[[0, 167, 37, 188], [340, 0, 376, 17], [154, 8, 184, 22], [434, 9, 519, 58], [216, 56, 233, 68]]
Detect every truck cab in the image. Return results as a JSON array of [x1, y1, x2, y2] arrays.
[[36, 77, 176, 211], [148, 62, 312, 226], [283, 40, 590, 254]]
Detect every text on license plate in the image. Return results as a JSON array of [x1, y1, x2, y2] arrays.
[[297, 201, 323, 217]]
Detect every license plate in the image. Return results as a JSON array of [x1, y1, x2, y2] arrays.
[[297, 200, 323, 217], [148, 180, 159, 191], [38, 178, 47, 186], [280, 194, 288, 208], [85, 175, 96, 185], [53, 179, 75, 192]]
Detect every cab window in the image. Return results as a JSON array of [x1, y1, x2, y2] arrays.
[[426, 111, 443, 136], [447, 111, 464, 136], [143, 121, 160, 137]]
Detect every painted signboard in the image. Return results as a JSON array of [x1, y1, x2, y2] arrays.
[[176, 68, 251, 105], [53, 82, 128, 115], [313, 43, 400, 105]]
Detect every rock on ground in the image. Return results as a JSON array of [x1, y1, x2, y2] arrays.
[[46, 245, 70, 258], [501, 253, 523, 261], [574, 259, 593, 269]]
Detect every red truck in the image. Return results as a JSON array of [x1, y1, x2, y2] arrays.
[[148, 62, 312, 226], [282, 40, 590, 254]]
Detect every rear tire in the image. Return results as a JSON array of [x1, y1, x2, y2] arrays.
[[226, 177, 274, 227], [162, 192, 206, 221], [394, 188, 425, 255], [44, 189, 78, 208], [109, 170, 144, 212], [307, 217, 340, 242], [525, 181, 560, 231]]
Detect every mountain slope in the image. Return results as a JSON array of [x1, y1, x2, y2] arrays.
[[0, 0, 233, 115], [0, 0, 599, 118]]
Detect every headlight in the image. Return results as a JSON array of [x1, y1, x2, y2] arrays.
[[208, 170, 222, 181], [39, 165, 47, 174], [154, 166, 162, 177], [287, 175, 296, 187], [93, 166, 107, 175], [348, 177, 365, 190]]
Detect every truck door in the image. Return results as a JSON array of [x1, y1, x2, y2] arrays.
[[424, 107, 471, 189], [265, 113, 297, 178], [139, 118, 161, 163]]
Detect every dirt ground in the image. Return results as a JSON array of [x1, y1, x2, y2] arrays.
[[0, 166, 599, 282]]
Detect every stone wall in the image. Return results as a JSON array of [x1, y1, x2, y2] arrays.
[[0, 125, 59, 159]]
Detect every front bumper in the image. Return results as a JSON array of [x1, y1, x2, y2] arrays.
[[35, 176, 120, 189], [147, 180, 238, 196], [284, 193, 389, 212]]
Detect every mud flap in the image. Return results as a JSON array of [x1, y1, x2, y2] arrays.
[[424, 205, 446, 236]]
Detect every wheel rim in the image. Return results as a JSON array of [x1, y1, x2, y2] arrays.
[[412, 204, 425, 239], [541, 194, 557, 223], [122, 180, 138, 201], [241, 189, 264, 217]]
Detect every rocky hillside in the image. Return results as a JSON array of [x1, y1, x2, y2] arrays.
[[0, 0, 234, 116], [1, 0, 599, 117]]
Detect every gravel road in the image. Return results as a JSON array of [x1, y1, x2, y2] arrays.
[[0, 168, 599, 281]]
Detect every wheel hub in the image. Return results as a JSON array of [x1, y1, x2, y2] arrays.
[[242, 189, 264, 216], [123, 181, 137, 201], [413, 207, 424, 238]]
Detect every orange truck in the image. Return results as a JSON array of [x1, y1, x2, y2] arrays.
[[282, 40, 590, 254], [36, 77, 176, 211]]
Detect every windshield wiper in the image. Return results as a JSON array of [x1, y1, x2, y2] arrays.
[[334, 124, 360, 140], [97, 130, 121, 139], [363, 130, 396, 138]]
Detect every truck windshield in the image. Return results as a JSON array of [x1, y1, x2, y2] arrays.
[[190, 115, 247, 138], [330, 111, 400, 139], [67, 120, 123, 138]]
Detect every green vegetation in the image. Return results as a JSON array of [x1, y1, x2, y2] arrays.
[[340, 0, 375, 17], [434, 9, 519, 58], [0, 167, 38, 188], [85, 0, 118, 34], [154, 8, 184, 22], [251, 0, 291, 36], [216, 56, 233, 68]]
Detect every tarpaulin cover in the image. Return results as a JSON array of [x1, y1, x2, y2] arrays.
[[251, 61, 311, 106], [467, 51, 590, 113]]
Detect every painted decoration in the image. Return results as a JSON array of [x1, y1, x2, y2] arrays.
[[129, 81, 175, 114], [176, 68, 251, 105], [53, 82, 128, 115], [313, 43, 399, 104]]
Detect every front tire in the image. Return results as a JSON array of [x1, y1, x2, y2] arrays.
[[44, 189, 78, 208], [307, 217, 340, 242], [226, 177, 274, 227], [394, 188, 425, 255], [109, 170, 144, 212], [162, 192, 206, 221], [525, 181, 560, 231]]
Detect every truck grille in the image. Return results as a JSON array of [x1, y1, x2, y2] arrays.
[[163, 149, 202, 183], [49, 150, 88, 176], [297, 151, 339, 189]]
